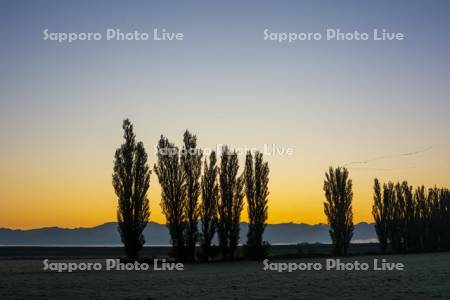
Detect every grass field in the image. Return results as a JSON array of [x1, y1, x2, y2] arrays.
[[0, 243, 381, 260], [1, 251, 449, 299]]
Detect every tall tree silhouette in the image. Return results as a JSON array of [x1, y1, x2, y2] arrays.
[[200, 151, 219, 261], [323, 166, 354, 256], [372, 178, 389, 253], [392, 182, 407, 251], [428, 187, 441, 250], [401, 182, 416, 251], [181, 130, 202, 261], [154, 136, 186, 261], [217, 147, 244, 260], [439, 188, 450, 250], [244, 151, 270, 259], [386, 182, 403, 252], [113, 119, 150, 260], [414, 185, 427, 250]]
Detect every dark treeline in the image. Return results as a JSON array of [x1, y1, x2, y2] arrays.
[[154, 137, 270, 262], [113, 120, 448, 260], [322, 167, 450, 257], [373, 179, 450, 253], [113, 119, 270, 261]]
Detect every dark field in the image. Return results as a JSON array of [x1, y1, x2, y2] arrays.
[[1, 246, 449, 299], [0, 243, 379, 260]]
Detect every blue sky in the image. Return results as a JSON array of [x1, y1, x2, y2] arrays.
[[0, 0, 449, 228]]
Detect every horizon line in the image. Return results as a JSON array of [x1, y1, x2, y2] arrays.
[[0, 221, 375, 231]]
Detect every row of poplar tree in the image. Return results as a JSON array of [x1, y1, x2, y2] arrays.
[[113, 119, 449, 260], [113, 119, 270, 261], [323, 167, 450, 256], [373, 179, 450, 253]]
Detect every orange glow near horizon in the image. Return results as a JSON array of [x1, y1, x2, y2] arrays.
[[1, 151, 448, 230]]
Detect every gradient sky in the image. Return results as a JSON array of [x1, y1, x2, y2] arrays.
[[1, 0, 449, 229]]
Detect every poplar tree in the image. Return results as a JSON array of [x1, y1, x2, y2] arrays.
[[217, 147, 244, 260], [244, 151, 270, 259], [113, 119, 150, 260], [200, 151, 219, 261], [372, 178, 389, 253], [154, 136, 186, 260], [323, 166, 354, 256], [439, 188, 450, 250], [181, 130, 202, 261]]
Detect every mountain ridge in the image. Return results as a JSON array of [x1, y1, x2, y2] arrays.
[[0, 222, 376, 245]]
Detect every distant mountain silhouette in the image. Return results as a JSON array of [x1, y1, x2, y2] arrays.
[[0, 222, 376, 246]]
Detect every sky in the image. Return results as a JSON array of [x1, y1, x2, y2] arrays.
[[0, 0, 449, 229]]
